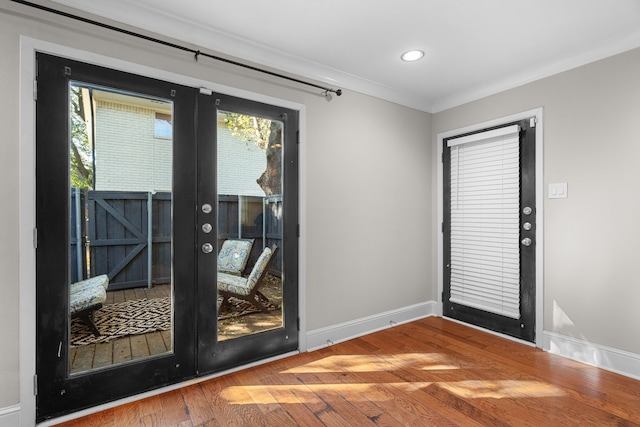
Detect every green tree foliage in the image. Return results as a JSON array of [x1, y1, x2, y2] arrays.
[[70, 85, 93, 189], [223, 112, 271, 149]]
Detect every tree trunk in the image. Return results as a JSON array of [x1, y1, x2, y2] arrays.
[[257, 121, 282, 195]]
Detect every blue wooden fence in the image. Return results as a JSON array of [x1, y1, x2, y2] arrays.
[[71, 190, 282, 290]]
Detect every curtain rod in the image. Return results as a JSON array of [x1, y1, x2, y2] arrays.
[[10, 0, 343, 97]]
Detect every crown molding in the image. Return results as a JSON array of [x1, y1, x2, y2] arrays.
[[431, 30, 640, 113], [48, 0, 433, 111], [49, 0, 640, 114]]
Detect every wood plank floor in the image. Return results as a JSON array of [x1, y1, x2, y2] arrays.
[[57, 317, 640, 426]]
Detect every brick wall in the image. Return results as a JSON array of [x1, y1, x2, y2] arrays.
[[217, 126, 266, 197], [94, 101, 266, 197], [94, 100, 172, 192]]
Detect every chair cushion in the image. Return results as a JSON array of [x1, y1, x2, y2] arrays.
[[70, 274, 109, 294], [217, 272, 251, 296], [70, 275, 109, 314], [217, 239, 253, 275], [245, 246, 273, 289]]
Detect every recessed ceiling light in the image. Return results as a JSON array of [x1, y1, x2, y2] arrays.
[[401, 50, 425, 62]]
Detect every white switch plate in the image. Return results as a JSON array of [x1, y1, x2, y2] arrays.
[[549, 183, 568, 199]]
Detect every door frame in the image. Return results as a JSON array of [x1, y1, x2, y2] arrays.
[[436, 107, 544, 348], [19, 37, 308, 425]]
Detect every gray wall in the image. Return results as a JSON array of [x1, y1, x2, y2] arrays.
[[432, 46, 640, 355], [0, 3, 432, 409]]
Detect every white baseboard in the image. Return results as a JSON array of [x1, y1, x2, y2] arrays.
[[306, 301, 438, 351], [0, 405, 20, 427], [543, 331, 640, 381]]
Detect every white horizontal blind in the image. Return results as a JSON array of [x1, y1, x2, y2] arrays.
[[447, 125, 521, 319]]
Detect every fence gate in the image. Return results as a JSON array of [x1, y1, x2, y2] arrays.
[[70, 190, 171, 290]]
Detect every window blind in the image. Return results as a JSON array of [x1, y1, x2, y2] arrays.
[[447, 125, 521, 319]]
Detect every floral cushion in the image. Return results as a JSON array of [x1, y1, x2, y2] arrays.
[[217, 239, 253, 276], [70, 274, 109, 314], [217, 272, 252, 296], [217, 246, 273, 296]]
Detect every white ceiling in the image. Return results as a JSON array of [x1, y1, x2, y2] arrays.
[[51, 0, 640, 112]]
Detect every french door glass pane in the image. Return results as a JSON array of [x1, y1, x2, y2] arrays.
[[216, 111, 283, 340], [68, 83, 174, 374]]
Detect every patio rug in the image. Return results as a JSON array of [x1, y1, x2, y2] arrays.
[[71, 295, 278, 346], [70, 297, 171, 347]]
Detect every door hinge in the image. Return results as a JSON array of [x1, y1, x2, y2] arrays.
[[33, 227, 37, 249], [297, 317, 300, 331], [33, 80, 38, 101], [441, 152, 444, 163], [33, 374, 38, 396], [441, 222, 444, 233], [296, 224, 300, 238]]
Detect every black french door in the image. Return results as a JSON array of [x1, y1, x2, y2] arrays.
[[443, 119, 536, 342], [35, 53, 298, 422], [195, 91, 299, 374]]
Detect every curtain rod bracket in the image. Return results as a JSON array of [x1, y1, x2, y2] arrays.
[[194, 50, 201, 62], [323, 89, 342, 97]]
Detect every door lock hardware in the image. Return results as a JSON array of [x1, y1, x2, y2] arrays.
[[201, 223, 212, 233], [521, 238, 532, 247], [523, 222, 532, 231], [201, 203, 212, 214], [202, 243, 213, 253]]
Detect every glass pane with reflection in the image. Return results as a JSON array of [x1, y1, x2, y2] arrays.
[[216, 111, 283, 340], [68, 83, 174, 374]]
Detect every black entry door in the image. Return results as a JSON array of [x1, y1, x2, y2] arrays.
[[35, 53, 299, 422], [443, 119, 536, 342]]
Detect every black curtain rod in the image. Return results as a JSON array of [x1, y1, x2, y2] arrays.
[[10, 0, 343, 97]]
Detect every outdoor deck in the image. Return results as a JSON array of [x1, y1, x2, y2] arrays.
[[69, 284, 172, 374], [70, 278, 283, 374]]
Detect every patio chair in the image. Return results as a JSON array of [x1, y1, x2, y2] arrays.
[[217, 244, 278, 313], [70, 274, 109, 337], [217, 238, 254, 276]]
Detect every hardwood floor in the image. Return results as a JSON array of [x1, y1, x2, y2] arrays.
[[57, 317, 640, 426]]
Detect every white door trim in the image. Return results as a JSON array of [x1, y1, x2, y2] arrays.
[[436, 108, 544, 348], [19, 36, 307, 426]]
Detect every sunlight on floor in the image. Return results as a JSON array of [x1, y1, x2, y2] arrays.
[[219, 382, 434, 404], [213, 353, 569, 405], [281, 353, 462, 373], [219, 379, 565, 405], [438, 380, 566, 399]]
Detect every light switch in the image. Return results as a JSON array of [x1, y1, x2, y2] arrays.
[[549, 183, 568, 199]]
